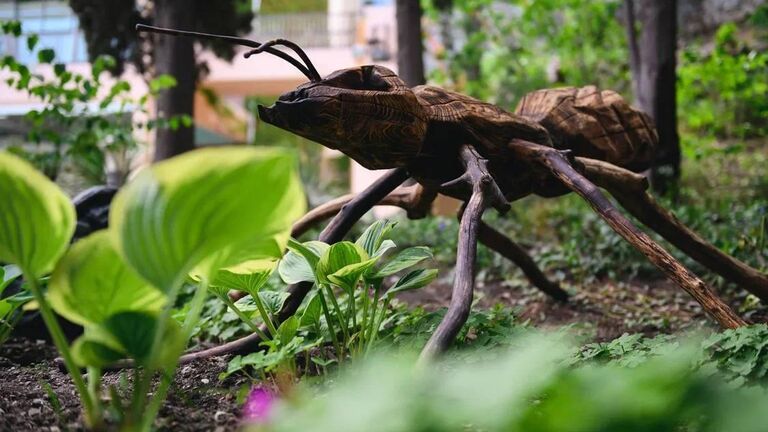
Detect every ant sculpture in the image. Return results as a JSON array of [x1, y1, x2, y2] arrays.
[[137, 25, 766, 363]]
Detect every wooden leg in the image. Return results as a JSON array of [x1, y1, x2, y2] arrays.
[[509, 139, 745, 329], [578, 157, 768, 302], [294, 184, 567, 301], [418, 145, 503, 362]]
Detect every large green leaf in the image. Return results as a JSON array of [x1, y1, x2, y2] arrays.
[[374, 246, 433, 277], [71, 328, 125, 368], [103, 311, 184, 368], [0, 152, 75, 277], [0, 300, 12, 318], [258, 290, 291, 316], [279, 240, 329, 284], [110, 147, 305, 291], [72, 312, 184, 368], [48, 231, 165, 326], [327, 259, 378, 294]]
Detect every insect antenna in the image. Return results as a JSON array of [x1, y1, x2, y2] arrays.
[[135, 24, 318, 82], [243, 39, 321, 82]]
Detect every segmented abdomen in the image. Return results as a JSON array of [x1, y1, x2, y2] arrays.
[[514, 86, 658, 171]]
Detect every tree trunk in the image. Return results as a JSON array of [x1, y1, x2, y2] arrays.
[[396, 0, 426, 86], [625, 0, 680, 194], [152, 0, 195, 162]]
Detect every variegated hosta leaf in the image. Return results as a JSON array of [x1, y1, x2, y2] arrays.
[[316, 241, 377, 293], [374, 246, 433, 277], [279, 240, 329, 284], [110, 147, 306, 291], [355, 219, 397, 256], [387, 269, 439, 296], [0, 152, 75, 278], [212, 258, 277, 298], [48, 230, 165, 326]]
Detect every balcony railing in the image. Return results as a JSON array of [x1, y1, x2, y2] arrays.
[[251, 12, 356, 48]]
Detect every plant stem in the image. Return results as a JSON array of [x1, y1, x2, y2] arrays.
[[129, 368, 144, 426], [218, 293, 270, 341], [366, 296, 391, 355], [359, 285, 370, 355], [142, 279, 211, 432], [251, 290, 279, 338], [325, 285, 350, 346], [350, 288, 358, 330], [140, 371, 172, 432], [182, 279, 210, 338], [24, 273, 97, 425], [318, 287, 343, 360], [87, 366, 103, 426], [365, 286, 382, 352]]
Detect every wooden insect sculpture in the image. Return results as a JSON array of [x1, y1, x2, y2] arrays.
[[138, 25, 767, 363]]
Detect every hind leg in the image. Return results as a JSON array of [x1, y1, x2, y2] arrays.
[[579, 157, 768, 302], [476, 220, 569, 302], [509, 139, 745, 329]]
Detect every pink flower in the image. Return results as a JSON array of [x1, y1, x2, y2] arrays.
[[242, 386, 275, 424]]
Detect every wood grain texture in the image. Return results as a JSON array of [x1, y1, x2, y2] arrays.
[[579, 157, 768, 301], [509, 139, 745, 329], [515, 86, 658, 171]]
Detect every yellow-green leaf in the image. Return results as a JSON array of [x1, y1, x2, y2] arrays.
[[109, 147, 306, 291], [0, 151, 75, 277], [212, 258, 277, 297], [48, 231, 165, 326]]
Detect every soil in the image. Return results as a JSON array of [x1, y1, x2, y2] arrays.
[[1, 275, 763, 431], [0, 339, 248, 432]]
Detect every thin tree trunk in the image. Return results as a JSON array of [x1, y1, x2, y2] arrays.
[[627, 0, 680, 193], [152, 0, 195, 161], [396, 0, 426, 86]]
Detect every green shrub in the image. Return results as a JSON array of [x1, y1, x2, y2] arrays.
[[678, 23, 768, 139]]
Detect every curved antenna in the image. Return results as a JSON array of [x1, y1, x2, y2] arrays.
[[135, 24, 317, 82], [243, 39, 321, 82]]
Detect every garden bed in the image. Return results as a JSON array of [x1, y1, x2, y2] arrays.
[[2, 274, 761, 431]]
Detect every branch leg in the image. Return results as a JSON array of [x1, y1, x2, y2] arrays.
[[578, 157, 768, 302], [478, 221, 569, 302], [510, 139, 745, 329], [419, 146, 501, 362], [294, 184, 567, 300]]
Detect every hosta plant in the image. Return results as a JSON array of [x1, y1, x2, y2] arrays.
[[0, 147, 305, 430], [284, 220, 438, 360], [220, 220, 438, 382]]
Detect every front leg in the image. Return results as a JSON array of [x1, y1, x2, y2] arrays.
[[419, 146, 508, 362]]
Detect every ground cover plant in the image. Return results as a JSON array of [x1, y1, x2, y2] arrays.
[[249, 328, 768, 432]]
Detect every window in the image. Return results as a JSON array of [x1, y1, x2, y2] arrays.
[[1, 0, 88, 64]]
